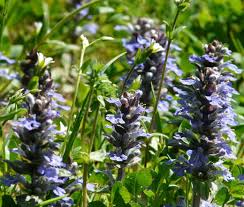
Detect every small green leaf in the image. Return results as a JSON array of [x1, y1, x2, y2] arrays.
[[215, 187, 230, 205], [101, 52, 126, 74], [27, 76, 39, 90], [172, 26, 187, 39], [71, 148, 90, 164], [0, 108, 27, 122], [119, 186, 131, 204], [136, 169, 152, 187], [134, 48, 151, 65], [143, 189, 155, 198]]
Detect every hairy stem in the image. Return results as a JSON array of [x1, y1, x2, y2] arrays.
[[117, 166, 125, 181], [144, 9, 180, 168]]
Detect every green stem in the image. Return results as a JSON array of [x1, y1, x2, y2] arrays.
[[36, 195, 67, 207], [66, 40, 87, 137], [81, 104, 100, 207], [0, 0, 9, 49], [144, 9, 180, 168], [34, 0, 101, 49], [80, 85, 95, 138], [120, 64, 136, 96], [82, 163, 89, 207], [186, 175, 190, 207], [79, 83, 95, 207], [89, 104, 100, 153], [62, 92, 89, 162]]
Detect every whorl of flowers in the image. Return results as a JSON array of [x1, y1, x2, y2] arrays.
[[3, 51, 75, 206], [123, 18, 182, 109], [106, 90, 150, 168], [169, 40, 241, 181]]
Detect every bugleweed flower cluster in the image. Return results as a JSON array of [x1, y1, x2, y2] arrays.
[[123, 18, 182, 110], [106, 90, 149, 179], [3, 51, 77, 206], [169, 40, 241, 182]]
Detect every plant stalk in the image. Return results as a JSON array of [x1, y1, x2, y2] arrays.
[[89, 104, 100, 153], [80, 83, 95, 207], [67, 43, 86, 130], [144, 9, 180, 168], [82, 163, 88, 207], [117, 166, 125, 181], [192, 194, 201, 207], [120, 64, 136, 96]]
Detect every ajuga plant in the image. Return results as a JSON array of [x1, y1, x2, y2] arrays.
[[2, 51, 77, 206], [123, 18, 182, 110], [106, 90, 150, 181], [169, 40, 241, 205]]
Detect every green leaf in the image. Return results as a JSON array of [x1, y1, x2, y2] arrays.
[[172, 25, 187, 39], [119, 185, 131, 204], [215, 187, 230, 205], [63, 92, 89, 162], [178, 119, 191, 132], [0, 108, 27, 122], [71, 147, 90, 164], [27, 76, 39, 90], [143, 189, 155, 198], [136, 169, 152, 187], [101, 52, 126, 74], [134, 48, 151, 65], [111, 182, 127, 206], [2, 195, 17, 207]]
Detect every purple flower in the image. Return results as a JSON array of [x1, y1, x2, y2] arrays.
[[106, 90, 149, 169], [122, 18, 182, 110], [169, 40, 240, 181], [0, 69, 18, 80], [3, 51, 75, 206], [0, 52, 15, 64], [82, 23, 99, 34]]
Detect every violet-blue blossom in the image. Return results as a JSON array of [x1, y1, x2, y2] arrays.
[[169, 40, 241, 181], [106, 90, 150, 174], [0, 53, 18, 80], [122, 18, 182, 110], [2, 51, 75, 206]]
